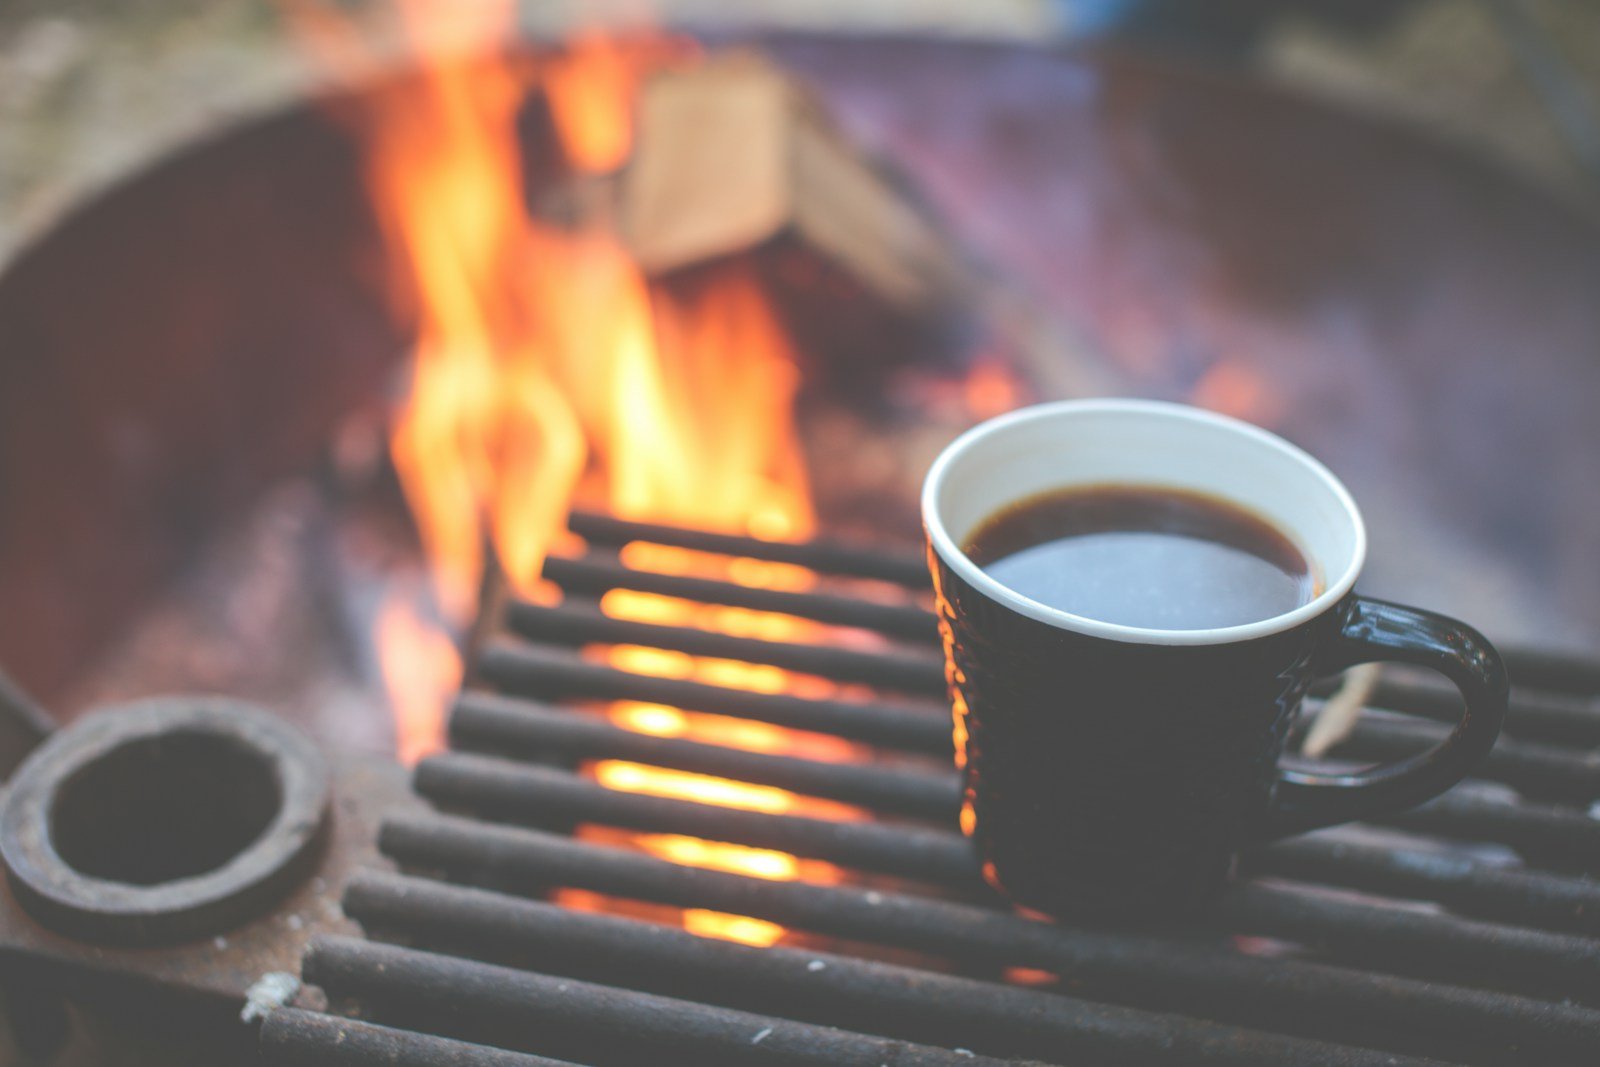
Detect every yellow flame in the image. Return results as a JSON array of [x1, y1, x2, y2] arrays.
[[299, 1, 838, 947]]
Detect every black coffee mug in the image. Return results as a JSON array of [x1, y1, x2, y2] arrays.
[[923, 399, 1509, 918]]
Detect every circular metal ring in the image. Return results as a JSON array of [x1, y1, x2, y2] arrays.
[[0, 697, 330, 945]]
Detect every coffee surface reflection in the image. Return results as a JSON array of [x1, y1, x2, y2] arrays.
[[964, 484, 1315, 630]]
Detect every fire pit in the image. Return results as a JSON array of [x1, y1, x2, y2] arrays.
[[0, 12, 1597, 1067]]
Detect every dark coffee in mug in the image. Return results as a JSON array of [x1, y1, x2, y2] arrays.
[[963, 485, 1316, 630]]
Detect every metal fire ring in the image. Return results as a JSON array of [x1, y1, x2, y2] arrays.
[[0, 697, 330, 946]]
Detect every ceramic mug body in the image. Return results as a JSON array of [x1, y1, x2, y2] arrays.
[[923, 400, 1508, 918]]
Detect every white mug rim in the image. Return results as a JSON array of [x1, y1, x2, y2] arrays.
[[922, 399, 1368, 646]]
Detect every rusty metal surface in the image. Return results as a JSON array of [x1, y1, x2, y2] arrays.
[[282, 514, 1600, 1066], [261, 1008, 584, 1067], [0, 753, 413, 1057], [2, 698, 332, 945], [0, 669, 53, 780]]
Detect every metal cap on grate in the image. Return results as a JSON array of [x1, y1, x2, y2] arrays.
[[265, 511, 1600, 1066]]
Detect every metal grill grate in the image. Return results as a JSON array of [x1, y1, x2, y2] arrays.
[[262, 512, 1600, 1066]]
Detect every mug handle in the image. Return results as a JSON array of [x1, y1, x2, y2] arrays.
[[1262, 595, 1509, 838]]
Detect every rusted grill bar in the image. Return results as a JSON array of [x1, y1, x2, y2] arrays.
[[259, 1010, 577, 1067], [1212, 883, 1600, 1003], [474, 642, 952, 752], [283, 515, 1600, 1066], [504, 599, 948, 695], [1497, 647, 1600, 696], [340, 871, 1443, 1067], [446, 693, 959, 818], [303, 936, 1033, 1067], [1378, 788, 1600, 874], [413, 754, 982, 889], [1328, 713, 1599, 805], [537, 554, 938, 642], [1248, 835, 1600, 935], [566, 509, 931, 586], [1331, 675, 1600, 748]]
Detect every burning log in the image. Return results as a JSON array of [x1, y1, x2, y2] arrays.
[[619, 52, 1114, 399], [620, 52, 969, 389]]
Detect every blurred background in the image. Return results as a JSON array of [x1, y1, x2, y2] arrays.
[[3, 0, 1598, 265], [1, 0, 1598, 757]]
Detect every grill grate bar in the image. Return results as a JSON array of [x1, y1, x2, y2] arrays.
[[538, 554, 938, 643], [447, 692, 959, 819], [505, 599, 948, 695], [259, 1009, 580, 1067], [377, 814, 1600, 1066], [475, 642, 952, 753], [567, 510, 931, 586], [1329, 676, 1600, 748], [1215, 882, 1600, 1004], [304, 936, 1035, 1067], [1377, 787, 1600, 874], [343, 871, 1447, 1067], [405, 759, 1600, 996], [1326, 713, 1599, 806], [413, 753, 981, 889], [1249, 834, 1600, 935], [1497, 647, 1600, 696]]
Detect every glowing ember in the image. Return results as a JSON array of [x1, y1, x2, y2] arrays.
[[684, 912, 787, 948], [1190, 359, 1284, 425], [594, 760, 865, 821], [962, 354, 1024, 419], [299, 1, 846, 946]]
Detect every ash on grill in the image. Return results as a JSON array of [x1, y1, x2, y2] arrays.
[[260, 512, 1600, 1067]]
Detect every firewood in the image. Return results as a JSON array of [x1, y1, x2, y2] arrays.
[[619, 50, 1117, 398]]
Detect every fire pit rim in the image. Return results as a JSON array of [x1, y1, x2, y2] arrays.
[[0, 697, 330, 946]]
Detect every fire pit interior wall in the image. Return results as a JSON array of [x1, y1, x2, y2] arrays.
[[0, 103, 403, 707], [2, 34, 1599, 738]]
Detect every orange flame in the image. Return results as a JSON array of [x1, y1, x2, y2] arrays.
[[543, 32, 663, 174], [375, 597, 462, 765], [301, 2, 837, 945]]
